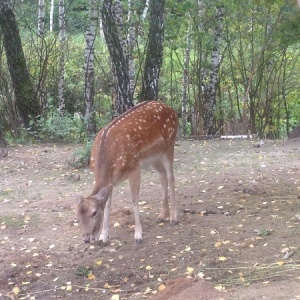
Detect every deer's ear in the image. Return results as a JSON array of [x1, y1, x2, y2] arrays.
[[94, 186, 110, 202], [76, 195, 84, 204]]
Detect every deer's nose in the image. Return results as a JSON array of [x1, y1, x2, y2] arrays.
[[83, 234, 90, 243]]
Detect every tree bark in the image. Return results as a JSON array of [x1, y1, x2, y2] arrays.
[[84, 0, 98, 135], [0, 0, 41, 128], [101, 0, 133, 116], [140, 0, 165, 101], [50, 0, 54, 32], [202, 6, 224, 136], [38, 0, 45, 37], [182, 23, 191, 138], [58, 0, 65, 115]]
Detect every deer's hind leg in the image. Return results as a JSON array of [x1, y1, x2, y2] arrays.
[[152, 161, 170, 223], [128, 168, 143, 245]]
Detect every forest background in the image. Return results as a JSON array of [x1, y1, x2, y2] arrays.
[[1, 0, 300, 148]]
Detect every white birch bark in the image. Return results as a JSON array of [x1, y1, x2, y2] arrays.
[[50, 0, 54, 32], [182, 23, 191, 138], [38, 0, 45, 36], [58, 0, 65, 115], [202, 6, 224, 136], [127, 0, 135, 100], [142, 0, 149, 20], [84, 0, 98, 134]]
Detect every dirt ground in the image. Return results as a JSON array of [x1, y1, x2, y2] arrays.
[[0, 138, 300, 300]]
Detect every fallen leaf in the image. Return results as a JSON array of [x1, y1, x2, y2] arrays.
[[276, 261, 285, 266], [214, 285, 225, 291], [87, 272, 95, 280], [146, 265, 153, 270], [96, 260, 103, 266], [218, 256, 227, 261], [215, 242, 222, 248], [158, 284, 166, 291], [12, 286, 20, 295], [111, 295, 120, 300]]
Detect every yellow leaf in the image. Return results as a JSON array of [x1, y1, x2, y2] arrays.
[[214, 285, 225, 291], [88, 272, 95, 280], [218, 256, 227, 261], [186, 267, 194, 274], [158, 284, 166, 291], [96, 260, 103, 266], [12, 286, 20, 295], [111, 295, 120, 300], [104, 282, 113, 289], [217, 186, 224, 190], [145, 265, 153, 270], [22, 281, 30, 285], [66, 285, 72, 292], [185, 246, 191, 252], [276, 261, 285, 266], [215, 242, 222, 248]]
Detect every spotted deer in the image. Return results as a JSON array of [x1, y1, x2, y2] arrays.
[[76, 101, 178, 245]]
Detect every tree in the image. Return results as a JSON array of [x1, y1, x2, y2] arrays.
[[84, 0, 98, 135], [0, 0, 41, 128], [101, 0, 133, 116], [58, 0, 66, 115], [202, 5, 224, 136], [140, 0, 165, 101]]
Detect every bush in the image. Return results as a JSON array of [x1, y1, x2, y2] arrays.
[[29, 108, 88, 143], [68, 140, 93, 169]]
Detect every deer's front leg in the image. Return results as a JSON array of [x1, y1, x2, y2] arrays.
[[129, 169, 143, 245], [99, 194, 112, 243]]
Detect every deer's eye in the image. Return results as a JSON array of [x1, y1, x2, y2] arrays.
[[91, 210, 97, 218]]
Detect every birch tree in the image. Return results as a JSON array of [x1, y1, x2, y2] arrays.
[[101, 0, 133, 116], [38, 0, 45, 36], [182, 23, 191, 138], [140, 0, 165, 101], [127, 0, 135, 100], [58, 0, 65, 115], [50, 0, 54, 32], [202, 6, 224, 136], [84, 0, 98, 135], [0, 0, 41, 128]]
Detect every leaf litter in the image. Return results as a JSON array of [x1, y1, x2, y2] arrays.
[[0, 141, 300, 299]]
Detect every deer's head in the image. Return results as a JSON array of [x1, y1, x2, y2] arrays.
[[76, 186, 111, 243]]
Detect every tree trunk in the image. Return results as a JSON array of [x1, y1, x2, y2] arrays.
[[38, 0, 45, 37], [84, 0, 98, 135], [127, 0, 135, 100], [202, 6, 224, 136], [0, 0, 41, 128], [140, 0, 165, 101], [58, 0, 65, 115], [182, 24, 191, 138], [101, 0, 133, 116], [50, 0, 54, 32]]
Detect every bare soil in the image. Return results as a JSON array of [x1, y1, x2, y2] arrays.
[[1, 138, 300, 300]]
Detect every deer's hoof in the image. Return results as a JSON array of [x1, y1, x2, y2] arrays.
[[135, 238, 143, 246], [157, 217, 166, 224], [170, 220, 179, 226]]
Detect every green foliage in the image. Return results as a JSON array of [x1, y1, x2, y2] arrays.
[[68, 140, 93, 169], [28, 108, 87, 143]]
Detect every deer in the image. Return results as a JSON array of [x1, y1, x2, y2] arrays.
[[76, 100, 178, 245]]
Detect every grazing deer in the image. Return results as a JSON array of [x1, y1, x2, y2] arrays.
[[76, 101, 178, 245]]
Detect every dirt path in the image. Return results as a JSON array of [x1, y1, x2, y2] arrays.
[[0, 139, 300, 299]]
